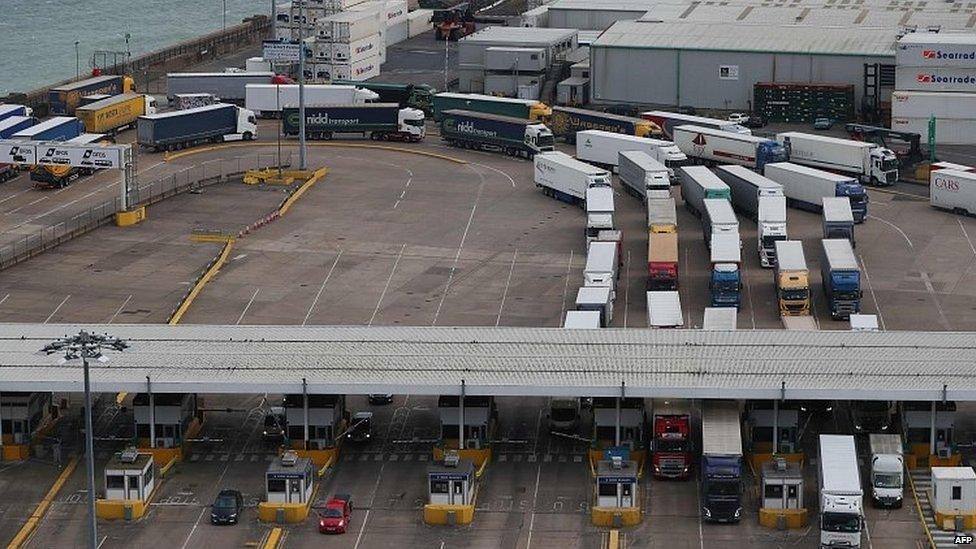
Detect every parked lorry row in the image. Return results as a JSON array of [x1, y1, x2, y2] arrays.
[[245, 84, 379, 118], [709, 233, 742, 309], [674, 125, 787, 172], [283, 104, 426, 141], [776, 132, 898, 187], [11, 116, 85, 142], [49, 74, 136, 115], [822, 196, 855, 245], [700, 400, 743, 523], [764, 162, 868, 223], [137, 104, 257, 151], [585, 186, 615, 242], [646, 191, 679, 291], [774, 241, 811, 316], [548, 106, 659, 143], [440, 109, 553, 158], [715, 165, 787, 268], [821, 238, 862, 320], [679, 166, 730, 218], [0, 104, 34, 122], [618, 151, 670, 199]]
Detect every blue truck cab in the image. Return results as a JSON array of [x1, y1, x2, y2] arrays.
[[702, 454, 743, 522], [709, 233, 742, 308], [821, 239, 862, 319], [836, 180, 868, 223], [756, 140, 788, 172]]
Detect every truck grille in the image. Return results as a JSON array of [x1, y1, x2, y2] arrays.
[[659, 457, 686, 475]]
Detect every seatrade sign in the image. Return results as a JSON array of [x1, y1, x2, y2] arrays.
[[895, 66, 976, 92], [897, 39, 976, 67]]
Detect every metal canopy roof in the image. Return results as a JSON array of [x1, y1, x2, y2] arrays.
[[2, 324, 976, 400]]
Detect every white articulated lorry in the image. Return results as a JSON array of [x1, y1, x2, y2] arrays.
[[245, 84, 379, 117], [534, 151, 611, 206], [818, 434, 864, 549], [776, 131, 898, 187], [585, 186, 615, 242], [575, 130, 687, 178], [618, 151, 670, 198]]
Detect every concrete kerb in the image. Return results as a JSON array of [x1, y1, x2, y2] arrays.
[[167, 238, 235, 325], [162, 142, 468, 165], [6, 455, 80, 549]]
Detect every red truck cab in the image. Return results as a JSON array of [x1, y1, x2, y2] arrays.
[[318, 494, 352, 534], [651, 399, 692, 479]]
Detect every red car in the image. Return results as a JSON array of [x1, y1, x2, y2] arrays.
[[318, 494, 353, 534]]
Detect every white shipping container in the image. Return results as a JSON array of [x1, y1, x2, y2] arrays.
[[891, 91, 976, 119], [896, 33, 976, 68], [328, 56, 382, 81], [891, 116, 976, 145], [521, 5, 549, 27], [320, 11, 380, 42], [313, 41, 333, 61], [331, 33, 383, 63], [931, 169, 976, 214], [275, 26, 297, 41], [386, 20, 408, 45], [647, 291, 683, 328], [408, 10, 433, 37], [351, 0, 408, 26], [895, 66, 976, 93]]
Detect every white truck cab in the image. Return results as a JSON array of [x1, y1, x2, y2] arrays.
[[757, 196, 787, 268], [398, 107, 426, 140], [871, 147, 899, 186], [145, 95, 158, 116], [525, 123, 555, 154], [819, 434, 863, 549], [226, 107, 258, 141], [869, 434, 904, 508]]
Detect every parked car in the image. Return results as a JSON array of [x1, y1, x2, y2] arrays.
[[210, 489, 244, 524], [743, 115, 766, 129], [813, 117, 834, 130], [727, 113, 750, 124], [262, 406, 286, 444], [368, 394, 393, 404], [318, 494, 353, 534]]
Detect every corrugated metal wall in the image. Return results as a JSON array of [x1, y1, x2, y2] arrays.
[[547, 8, 647, 31], [592, 45, 893, 110]]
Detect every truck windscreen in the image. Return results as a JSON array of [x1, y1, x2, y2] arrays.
[[822, 512, 861, 533]]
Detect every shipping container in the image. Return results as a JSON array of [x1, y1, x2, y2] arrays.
[[330, 34, 384, 64], [895, 66, 976, 93], [896, 33, 976, 68], [49, 75, 133, 115], [408, 9, 434, 37], [166, 72, 276, 103], [891, 90, 976, 119], [327, 57, 382, 81], [753, 82, 854, 123], [318, 10, 380, 42], [75, 93, 157, 134]]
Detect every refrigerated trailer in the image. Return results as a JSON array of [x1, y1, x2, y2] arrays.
[[700, 400, 743, 523], [618, 151, 670, 199], [575, 130, 687, 177], [245, 84, 379, 117], [776, 131, 898, 187], [673, 125, 787, 172], [702, 198, 738, 248], [764, 162, 867, 223], [679, 166, 730, 218], [931, 169, 976, 216], [533, 151, 610, 205], [166, 72, 277, 103]]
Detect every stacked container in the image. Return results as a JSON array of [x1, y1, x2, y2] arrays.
[[892, 33, 976, 144], [314, 10, 383, 81]]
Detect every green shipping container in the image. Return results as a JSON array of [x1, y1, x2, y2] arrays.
[[754, 82, 854, 123]]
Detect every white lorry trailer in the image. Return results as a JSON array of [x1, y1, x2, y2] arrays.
[[245, 84, 379, 117], [764, 162, 868, 223], [575, 130, 687, 177], [931, 169, 976, 216], [868, 433, 904, 509], [534, 151, 611, 206], [776, 131, 898, 187], [822, 197, 856, 246], [584, 241, 619, 298], [703, 307, 737, 330], [818, 435, 864, 549], [618, 151, 670, 199], [646, 291, 683, 328], [757, 196, 787, 268], [679, 166, 730, 218], [673, 125, 787, 172], [563, 310, 601, 329], [714, 164, 783, 220], [703, 198, 739, 248], [575, 286, 613, 327], [585, 186, 615, 242]]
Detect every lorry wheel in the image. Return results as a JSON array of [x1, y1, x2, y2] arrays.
[[243, 132, 253, 141]]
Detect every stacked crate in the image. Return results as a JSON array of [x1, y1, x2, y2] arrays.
[[753, 82, 854, 123], [313, 10, 383, 81]]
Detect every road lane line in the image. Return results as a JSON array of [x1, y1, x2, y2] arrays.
[[558, 250, 575, 326], [236, 288, 260, 325], [43, 295, 70, 324], [369, 244, 406, 326], [303, 250, 342, 326], [920, 271, 951, 330], [623, 249, 631, 328], [858, 254, 887, 331], [742, 262, 757, 329], [432, 171, 484, 326], [867, 214, 913, 249], [525, 464, 542, 549], [353, 462, 387, 549], [470, 162, 517, 187], [107, 294, 132, 324], [0, 294, 9, 309], [495, 249, 518, 327]]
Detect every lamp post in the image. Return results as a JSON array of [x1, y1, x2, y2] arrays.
[[125, 33, 131, 74], [223, 0, 227, 31], [41, 331, 128, 549], [75, 41, 80, 78]]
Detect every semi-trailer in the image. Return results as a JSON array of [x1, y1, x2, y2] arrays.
[[641, 111, 750, 139], [562, 310, 601, 329], [575, 286, 613, 327], [650, 399, 692, 478], [868, 434, 904, 509], [931, 169, 976, 215], [818, 435, 864, 549], [822, 197, 855, 245], [776, 131, 898, 187], [673, 125, 787, 172], [0, 116, 37, 139], [440, 109, 554, 159], [245, 84, 379, 117], [702, 198, 738, 248], [756, 197, 787, 268], [75, 93, 157, 135], [618, 151, 670, 199], [764, 162, 868, 223], [700, 400, 743, 523], [10, 117, 85, 142], [679, 166, 730, 218], [821, 239, 862, 320], [432, 92, 550, 121], [584, 241, 619, 299], [714, 165, 783, 221], [647, 196, 677, 234], [774, 240, 810, 316], [0, 104, 33, 122], [709, 233, 742, 308], [647, 291, 683, 327], [575, 130, 687, 177], [49, 74, 136, 115], [166, 72, 278, 103], [585, 186, 615, 242], [173, 93, 220, 110], [547, 106, 659, 143], [333, 80, 436, 114], [703, 307, 737, 330], [647, 232, 679, 291], [30, 133, 111, 188], [782, 315, 818, 330], [533, 151, 611, 205], [282, 104, 425, 141], [137, 104, 257, 151]]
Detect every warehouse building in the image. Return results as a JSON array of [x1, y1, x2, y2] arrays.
[[590, 21, 896, 111], [457, 26, 579, 94], [547, 0, 652, 31]]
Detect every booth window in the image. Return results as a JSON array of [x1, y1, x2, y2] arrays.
[[953, 486, 963, 501], [431, 481, 449, 494], [622, 484, 632, 497], [598, 483, 616, 497], [453, 482, 464, 495], [143, 467, 154, 487], [106, 475, 124, 490], [765, 485, 784, 499], [268, 479, 286, 493]]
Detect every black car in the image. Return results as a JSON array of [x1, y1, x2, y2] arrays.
[[367, 394, 394, 405], [347, 412, 373, 442], [743, 115, 766, 129], [211, 489, 244, 524]]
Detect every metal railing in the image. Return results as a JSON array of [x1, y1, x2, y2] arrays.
[[0, 152, 291, 271]]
